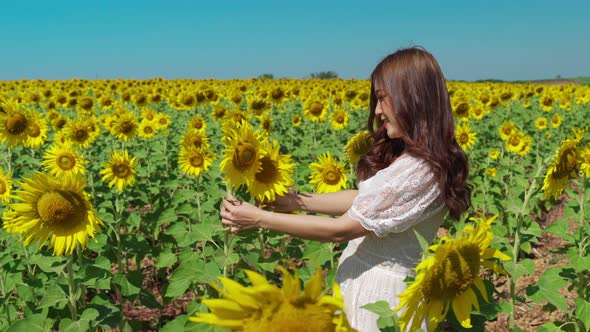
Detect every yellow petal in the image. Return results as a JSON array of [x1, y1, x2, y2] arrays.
[[473, 278, 489, 303], [243, 269, 270, 287], [202, 299, 252, 319], [427, 299, 446, 332], [452, 291, 473, 328], [304, 270, 323, 300]]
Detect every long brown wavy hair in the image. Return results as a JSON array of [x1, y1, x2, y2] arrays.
[[357, 46, 471, 220]]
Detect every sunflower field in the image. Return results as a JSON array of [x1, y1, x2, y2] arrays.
[[0, 78, 590, 331]]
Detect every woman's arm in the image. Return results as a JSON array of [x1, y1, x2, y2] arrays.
[[221, 197, 370, 242], [269, 190, 358, 216]]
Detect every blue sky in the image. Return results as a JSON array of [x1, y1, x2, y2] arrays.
[[1, 0, 588, 81]]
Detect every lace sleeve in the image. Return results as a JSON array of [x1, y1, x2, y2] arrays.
[[348, 156, 444, 237]]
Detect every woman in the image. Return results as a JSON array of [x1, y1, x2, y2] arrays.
[[220, 46, 471, 331]]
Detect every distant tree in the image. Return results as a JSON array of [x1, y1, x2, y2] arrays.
[[556, 74, 562, 79], [258, 73, 274, 79], [310, 71, 339, 79]]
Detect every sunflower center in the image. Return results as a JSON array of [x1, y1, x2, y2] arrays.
[[36, 190, 87, 226], [144, 126, 154, 134], [190, 154, 204, 167], [233, 144, 256, 170], [335, 113, 345, 123], [244, 301, 334, 332], [120, 121, 134, 134], [553, 147, 577, 179], [455, 103, 469, 116], [459, 133, 470, 144], [113, 163, 130, 178], [508, 135, 521, 146], [321, 165, 342, 185], [0, 180, 6, 194], [58, 154, 76, 170], [189, 136, 203, 149], [255, 156, 278, 184], [7, 113, 28, 135], [502, 127, 512, 136], [422, 242, 481, 300], [309, 102, 323, 116], [192, 119, 204, 129], [75, 128, 88, 141]]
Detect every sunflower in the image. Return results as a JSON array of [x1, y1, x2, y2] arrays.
[[309, 152, 348, 193], [259, 113, 272, 135], [452, 97, 470, 120], [551, 113, 563, 128], [62, 117, 98, 148], [534, 117, 548, 130], [178, 146, 215, 177], [395, 214, 510, 331], [141, 108, 157, 122], [505, 131, 526, 154], [24, 111, 49, 148], [100, 149, 139, 192], [111, 112, 138, 141], [303, 97, 328, 122], [485, 168, 497, 177], [2, 172, 103, 256], [211, 102, 227, 120], [154, 112, 172, 131], [188, 114, 207, 132], [291, 114, 302, 127], [181, 129, 210, 150], [220, 122, 267, 190], [42, 142, 86, 179], [489, 149, 500, 160], [539, 94, 555, 112], [190, 266, 355, 332], [0, 99, 33, 147], [330, 109, 349, 130], [344, 131, 373, 165], [578, 146, 590, 178], [542, 139, 579, 200], [455, 123, 477, 151], [498, 121, 516, 141], [0, 167, 12, 204], [248, 140, 294, 202], [137, 120, 158, 139]]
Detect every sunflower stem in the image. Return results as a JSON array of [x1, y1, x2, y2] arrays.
[[508, 157, 544, 329], [6, 147, 12, 175], [0, 269, 12, 325], [66, 255, 78, 320]]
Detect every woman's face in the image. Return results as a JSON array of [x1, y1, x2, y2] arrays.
[[374, 86, 403, 139]]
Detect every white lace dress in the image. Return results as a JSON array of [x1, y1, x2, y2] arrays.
[[336, 156, 445, 332]]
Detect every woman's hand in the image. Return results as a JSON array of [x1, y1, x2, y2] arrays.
[[220, 195, 266, 233], [259, 191, 304, 213]]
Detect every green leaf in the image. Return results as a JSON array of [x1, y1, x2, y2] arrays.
[[160, 315, 187, 332], [536, 322, 565, 332], [575, 297, 590, 330], [413, 230, 430, 253], [504, 258, 535, 280], [59, 318, 90, 332], [526, 268, 568, 311], [38, 283, 68, 309], [164, 279, 192, 298], [139, 289, 162, 309], [361, 301, 400, 331], [6, 314, 50, 332], [128, 211, 142, 229], [112, 271, 142, 297], [302, 241, 333, 266], [29, 254, 66, 274], [155, 251, 178, 268], [543, 219, 569, 239]]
